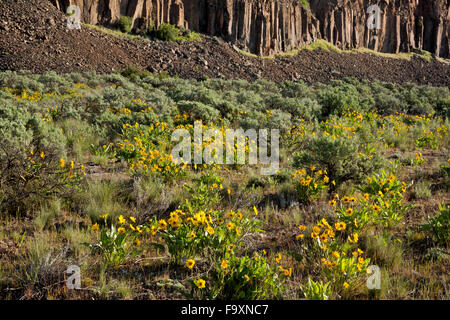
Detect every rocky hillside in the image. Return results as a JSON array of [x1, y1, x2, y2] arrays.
[[49, 0, 450, 58], [0, 0, 449, 86]]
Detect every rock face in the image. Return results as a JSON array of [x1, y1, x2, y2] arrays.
[[49, 0, 450, 58], [2, 0, 450, 85]]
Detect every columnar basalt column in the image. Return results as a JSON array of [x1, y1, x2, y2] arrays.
[[49, 0, 450, 58]]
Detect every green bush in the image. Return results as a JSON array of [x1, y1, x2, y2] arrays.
[[0, 101, 66, 153], [317, 81, 374, 119], [266, 95, 320, 120], [152, 23, 179, 41], [178, 25, 202, 41], [374, 92, 407, 115], [149, 23, 201, 42], [0, 140, 83, 215], [293, 134, 385, 188], [177, 100, 220, 124], [118, 16, 133, 34], [120, 65, 152, 81], [202, 253, 287, 299], [84, 217, 142, 267], [421, 204, 449, 246], [302, 278, 331, 300], [279, 80, 314, 99], [0, 100, 83, 215], [264, 109, 292, 134]]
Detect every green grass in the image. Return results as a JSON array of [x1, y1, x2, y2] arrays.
[[412, 180, 433, 199], [239, 39, 448, 64], [83, 180, 129, 223], [83, 23, 143, 40], [34, 200, 61, 231], [353, 46, 434, 62]]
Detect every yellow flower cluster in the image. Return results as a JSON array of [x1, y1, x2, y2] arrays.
[[293, 166, 330, 202], [116, 122, 184, 179], [310, 218, 337, 244], [289, 119, 307, 139], [117, 214, 143, 234]]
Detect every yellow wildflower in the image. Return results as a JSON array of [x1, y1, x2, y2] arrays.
[[335, 221, 346, 231], [296, 234, 304, 240], [158, 219, 167, 230], [196, 279, 206, 289], [284, 268, 292, 277], [226, 221, 235, 230], [348, 233, 359, 243], [186, 259, 195, 269], [91, 223, 99, 232], [275, 253, 282, 264], [206, 225, 214, 235], [221, 259, 228, 269]]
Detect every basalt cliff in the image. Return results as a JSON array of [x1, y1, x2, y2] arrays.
[[49, 0, 449, 58]]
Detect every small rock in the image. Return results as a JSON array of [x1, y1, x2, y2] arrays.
[[46, 18, 55, 26], [331, 70, 342, 77]]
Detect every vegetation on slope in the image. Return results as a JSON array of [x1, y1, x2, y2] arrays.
[[0, 71, 448, 300]]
